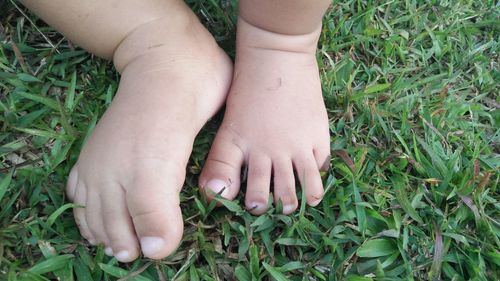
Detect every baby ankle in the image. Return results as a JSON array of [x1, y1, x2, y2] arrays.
[[112, 5, 199, 72]]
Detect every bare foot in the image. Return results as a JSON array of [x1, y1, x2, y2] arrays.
[[199, 18, 330, 215], [66, 9, 232, 262]]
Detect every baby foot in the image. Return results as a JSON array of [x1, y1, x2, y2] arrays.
[[199, 18, 330, 215], [66, 12, 232, 261]]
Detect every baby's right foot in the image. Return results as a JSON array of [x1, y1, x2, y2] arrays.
[[66, 5, 232, 262]]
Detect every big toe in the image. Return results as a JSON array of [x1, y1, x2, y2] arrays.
[[199, 130, 244, 202], [126, 169, 184, 259]]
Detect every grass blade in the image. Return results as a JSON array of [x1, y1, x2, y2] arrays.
[[357, 239, 397, 258]]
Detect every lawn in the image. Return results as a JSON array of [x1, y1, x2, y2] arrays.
[[0, 0, 499, 280]]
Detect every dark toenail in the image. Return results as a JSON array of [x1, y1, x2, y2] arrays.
[[246, 202, 266, 213], [248, 205, 258, 211]]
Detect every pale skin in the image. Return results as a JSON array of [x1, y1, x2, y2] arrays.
[[20, 0, 331, 262]]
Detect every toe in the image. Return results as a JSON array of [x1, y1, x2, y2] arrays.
[[85, 188, 110, 246], [272, 158, 298, 214], [73, 183, 96, 244], [101, 184, 140, 262], [294, 153, 324, 206], [66, 166, 79, 201], [245, 153, 272, 215], [126, 170, 183, 259], [199, 133, 244, 201], [314, 145, 331, 172]]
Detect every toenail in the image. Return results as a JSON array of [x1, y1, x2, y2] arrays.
[[248, 202, 266, 213], [310, 198, 322, 207], [104, 247, 114, 256], [205, 179, 230, 198], [115, 251, 131, 262], [140, 237, 165, 257], [88, 239, 97, 245], [283, 205, 295, 214]]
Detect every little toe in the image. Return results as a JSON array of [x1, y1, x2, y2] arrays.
[[66, 166, 79, 201], [126, 172, 184, 259], [272, 158, 298, 214], [314, 145, 331, 172], [245, 153, 272, 215], [294, 153, 324, 206], [85, 188, 110, 246], [73, 183, 96, 244], [101, 185, 140, 262], [199, 133, 244, 201]]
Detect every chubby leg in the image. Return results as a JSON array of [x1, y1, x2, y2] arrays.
[[199, 0, 331, 215], [21, 0, 232, 261]]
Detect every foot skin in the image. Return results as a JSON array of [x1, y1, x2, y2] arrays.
[[66, 13, 232, 262], [199, 19, 330, 215]]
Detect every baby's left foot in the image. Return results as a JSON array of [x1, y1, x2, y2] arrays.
[[199, 18, 330, 215]]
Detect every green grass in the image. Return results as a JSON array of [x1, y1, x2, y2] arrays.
[[1, 0, 499, 280]]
